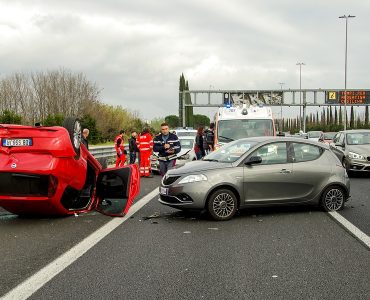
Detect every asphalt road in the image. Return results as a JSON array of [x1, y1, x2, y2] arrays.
[[1, 175, 369, 299]]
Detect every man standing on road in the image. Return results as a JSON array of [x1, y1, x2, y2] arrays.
[[137, 128, 153, 177], [128, 131, 139, 165], [82, 128, 89, 150], [114, 129, 126, 167], [153, 123, 181, 176]]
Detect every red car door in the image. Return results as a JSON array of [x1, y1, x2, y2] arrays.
[[95, 164, 140, 217]]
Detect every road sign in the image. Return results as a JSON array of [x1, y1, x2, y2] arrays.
[[326, 91, 370, 104]]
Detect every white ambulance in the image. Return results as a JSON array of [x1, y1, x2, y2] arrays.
[[214, 103, 276, 149]]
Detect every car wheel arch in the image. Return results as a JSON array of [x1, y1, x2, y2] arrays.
[[319, 183, 349, 203], [205, 184, 241, 210]]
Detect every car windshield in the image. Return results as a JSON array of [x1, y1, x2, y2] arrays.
[[217, 119, 273, 143], [179, 139, 193, 149], [308, 131, 321, 138], [324, 132, 336, 140], [204, 139, 258, 163], [346, 132, 370, 145]]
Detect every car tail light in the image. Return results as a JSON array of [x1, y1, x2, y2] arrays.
[[48, 175, 58, 197]]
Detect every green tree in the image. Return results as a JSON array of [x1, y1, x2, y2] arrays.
[[165, 115, 180, 128], [193, 114, 210, 128], [80, 114, 102, 144], [339, 106, 343, 126], [43, 114, 64, 126], [365, 106, 369, 128], [349, 106, 355, 128], [0, 110, 22, 124], [334, 107, 338, 125]]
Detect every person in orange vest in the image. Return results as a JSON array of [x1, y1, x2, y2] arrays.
[[137, 127, 153, 177], [114, 129, 126, 167]]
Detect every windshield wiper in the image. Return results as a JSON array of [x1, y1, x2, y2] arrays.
[[218, 135, 234, 142], [202, 158, 219, 162]]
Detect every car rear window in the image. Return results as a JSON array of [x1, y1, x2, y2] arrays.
[[292, 143, 322, 163]]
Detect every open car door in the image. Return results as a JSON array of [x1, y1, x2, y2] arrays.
[[95, 164, 140, 217]]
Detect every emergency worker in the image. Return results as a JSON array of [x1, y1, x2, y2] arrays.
[[137, 128, 153, 177], [153, 123, 181, 176], [114, 129, 126, 167]]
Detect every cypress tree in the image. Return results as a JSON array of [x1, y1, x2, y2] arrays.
[[365, 106, 369, 128], [334, 107, 338, 125], [184, 80, 194, 127], [349, 106, 354, 128], [339, 106, 343, 125]]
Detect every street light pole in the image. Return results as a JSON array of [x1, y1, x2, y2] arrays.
[[278, 82, 285, 132], [296, 62, 305, 131], [339, 15, 355, 131]]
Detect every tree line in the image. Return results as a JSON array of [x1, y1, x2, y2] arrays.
[[280, 105, 370, 133], [0, 69, 150, 144]]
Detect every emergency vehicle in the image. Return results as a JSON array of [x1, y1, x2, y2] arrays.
[[214, 103, 276, 149]]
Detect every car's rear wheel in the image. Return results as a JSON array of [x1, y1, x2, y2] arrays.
[[321, 186, 345, 211], [63, 117, 81, 158], [207, 189, 237, 221]]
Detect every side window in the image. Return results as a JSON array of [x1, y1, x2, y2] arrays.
[[249, 142, 287, 165], [292, 143, 322, 163]]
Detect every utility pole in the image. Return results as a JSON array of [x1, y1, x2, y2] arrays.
[[339, 15, 356, 131]]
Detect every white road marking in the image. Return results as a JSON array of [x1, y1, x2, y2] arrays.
[[1, 188, 159, 300], [328, 211, 370, 249]]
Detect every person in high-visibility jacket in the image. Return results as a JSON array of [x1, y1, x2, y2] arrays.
[[114, 129, 126, 167], [137, 128, 153, 177]]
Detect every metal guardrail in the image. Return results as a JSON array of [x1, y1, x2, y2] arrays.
[[89, 144, 129, 166]]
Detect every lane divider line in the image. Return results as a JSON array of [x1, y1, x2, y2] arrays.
[[1, 188, 159, 300], [328, 211, 370, 250]]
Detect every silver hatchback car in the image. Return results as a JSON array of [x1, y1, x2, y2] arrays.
[[159, 137, 350, 221]]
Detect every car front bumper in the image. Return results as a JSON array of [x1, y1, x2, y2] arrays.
[[347, 157, 370, 172], [158, 180, 211, 210]]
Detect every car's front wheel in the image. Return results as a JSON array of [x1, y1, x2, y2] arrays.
[[207, 189, 237, 221], [342, 158, 350, 173], [321, 186, 345, 211]]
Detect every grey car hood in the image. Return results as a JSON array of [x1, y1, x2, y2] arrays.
[[347, 144, 370, 155], [169, 160, 233, 175]]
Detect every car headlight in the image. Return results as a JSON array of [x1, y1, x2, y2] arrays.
[[348, 152, 365, 160], [178, 174, 207, 184]]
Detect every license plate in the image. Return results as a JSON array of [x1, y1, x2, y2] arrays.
[[160, 187, 168, 195], [2, 138, 33, 147]]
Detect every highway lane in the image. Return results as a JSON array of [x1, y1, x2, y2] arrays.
[[1, 175, 369, 299], [0, 176, 161, 296], [339, 173, 370, 236], [30, 190, 370, 299]]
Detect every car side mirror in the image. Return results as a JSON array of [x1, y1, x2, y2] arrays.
[[245, 156, 262, 165]]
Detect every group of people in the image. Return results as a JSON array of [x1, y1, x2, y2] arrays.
[[84, 122, 215, 177], [113, 123, 182, 178]]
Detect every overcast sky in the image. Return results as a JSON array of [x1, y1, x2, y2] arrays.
[[1, 0, 369, 121]]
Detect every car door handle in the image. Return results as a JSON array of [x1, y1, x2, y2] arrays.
[[279, 169, 291, 174]]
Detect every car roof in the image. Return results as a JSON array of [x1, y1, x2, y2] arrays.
[[340, 129, 370, 133], [235, 136, 330, 149]]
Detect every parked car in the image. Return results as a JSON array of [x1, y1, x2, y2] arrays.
[[307, 131, 323, 142], [330, 129, 370, 173], [173, 128, 197, 138], [150, 136, 196, 173], [0, 118, 140, 216], [159, 137, 350, 221], [319, 132, 337, 145]]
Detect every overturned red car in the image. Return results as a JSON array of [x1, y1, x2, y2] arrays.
[[0, 118, 140, 217]]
